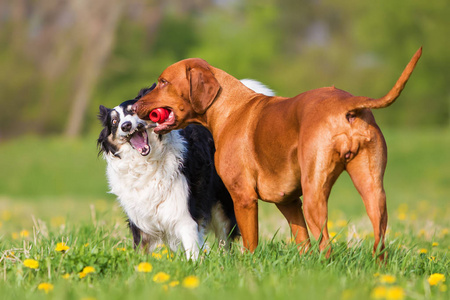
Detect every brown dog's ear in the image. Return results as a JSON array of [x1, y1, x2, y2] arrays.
[[188, 65, 220, 114]]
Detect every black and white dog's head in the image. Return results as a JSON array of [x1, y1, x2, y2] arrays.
[[97, 84, 156, 158]]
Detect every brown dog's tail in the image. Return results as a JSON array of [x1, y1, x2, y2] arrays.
[[347, 47, 422, 111]]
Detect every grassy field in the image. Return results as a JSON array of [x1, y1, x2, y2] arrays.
[[0, 129, 449, 299]]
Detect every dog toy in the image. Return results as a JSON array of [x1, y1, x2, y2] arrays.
[[149, 108, 170, 123]]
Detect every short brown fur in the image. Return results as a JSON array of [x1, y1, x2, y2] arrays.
[[134, 48, 422, 259]]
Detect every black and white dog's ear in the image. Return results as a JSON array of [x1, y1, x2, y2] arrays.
[[98, 105, 111, 126], [97, 127, 118, 157], [97, 105, 119, 157], [135, 83, 157, 100]]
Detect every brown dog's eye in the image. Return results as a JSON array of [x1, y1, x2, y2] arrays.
[[159, 78, 168, 86]]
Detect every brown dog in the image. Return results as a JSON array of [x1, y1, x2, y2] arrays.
[[133, 48, 422, 258]]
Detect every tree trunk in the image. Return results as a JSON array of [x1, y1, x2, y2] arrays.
[[65, 0, 124, 137]]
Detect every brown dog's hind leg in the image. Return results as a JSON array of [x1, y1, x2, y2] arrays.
[[302, 172, 342, 258], [300, 146, 345, 257], [302, 190, 331, 257], [276, 199, 311, 253], [346, 146, 388, 260]]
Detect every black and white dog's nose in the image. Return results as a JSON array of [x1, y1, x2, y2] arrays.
[[121, 121, 132, 132]]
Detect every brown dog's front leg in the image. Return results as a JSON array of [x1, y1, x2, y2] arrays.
[[232, 195, 259, 252]]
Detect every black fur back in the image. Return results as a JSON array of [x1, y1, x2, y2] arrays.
[[180, 125, 239, 240]]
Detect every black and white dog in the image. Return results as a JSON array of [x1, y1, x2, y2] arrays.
[[97, 80, 274, 259]]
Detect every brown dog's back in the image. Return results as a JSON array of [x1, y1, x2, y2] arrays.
[[132, 48, 423, 258]]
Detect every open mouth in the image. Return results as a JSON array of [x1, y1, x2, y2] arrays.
[[127, 128, 150, 156], [153, 108, 176, 134]]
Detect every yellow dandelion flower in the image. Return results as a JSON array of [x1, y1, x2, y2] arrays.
[[79, 272, 86, 279], [397, 212, 407, 221], [327, 220, 334, 229], [329, 232, 337, 238], [440, 228, 449, 237], [137, 262, 153, 273], [336, 220, 347, 227], [2, 210, 11, 221], [55, 242, 70, 252], [386, 286, 405, 300], [432, 242, 439, 247], [374, 273, 380, 278], [418, 229, 426, 238], [23, 259, 39, 269], [429, 256, 436, 262], [379, 275, 396, 284], [20, 230, 29, 238], [82, 266, 95, 274], [428, 273, 445, 286], [38, 283, 54, 293], [162, 249, 168, 255], [153, 272, 170, 283], [371, 286, 387, 299], [62, 273, 70, 279], [116, 247, 126, 252], [419, 248, 428, 254], [152, 252, 162, 259], [84, 243, 89, 247], [12, 232, 19, 240], [182, 275, 200, 289], [169, 280, 180, 287]]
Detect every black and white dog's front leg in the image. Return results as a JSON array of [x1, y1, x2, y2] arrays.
[[128, 219, 143, 249], [128, 219, 155, 251], [176, 217, 205, 260]]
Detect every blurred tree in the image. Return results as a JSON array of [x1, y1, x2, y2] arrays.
[[0, 0, 127, 138], [187, 0, 281, 77], [0, 0, 448, 140], [86, 0, 208, 126], [65, 0, 125, 137], [342, 0, 450, 127]]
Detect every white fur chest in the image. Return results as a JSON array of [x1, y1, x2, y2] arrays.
[[104, 131, 191, 242]]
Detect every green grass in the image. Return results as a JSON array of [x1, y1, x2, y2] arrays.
[[0, 128, 449, 299]]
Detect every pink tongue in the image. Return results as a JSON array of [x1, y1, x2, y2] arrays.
[[129, 132, 149, 155]]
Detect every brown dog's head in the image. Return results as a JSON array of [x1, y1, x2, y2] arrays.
[[133, 58, 221, 134]]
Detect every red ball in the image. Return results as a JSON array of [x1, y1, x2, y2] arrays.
[[149, 108, 170, 123]]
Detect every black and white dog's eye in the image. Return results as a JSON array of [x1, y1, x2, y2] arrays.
[[112, 119, 118, 126]]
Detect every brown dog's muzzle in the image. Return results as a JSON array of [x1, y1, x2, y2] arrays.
[[132, 102, 149, 120]]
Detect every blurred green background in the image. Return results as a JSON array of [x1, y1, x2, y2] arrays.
[[0, 0, 449, 233], [1, 0, 449, 139]]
